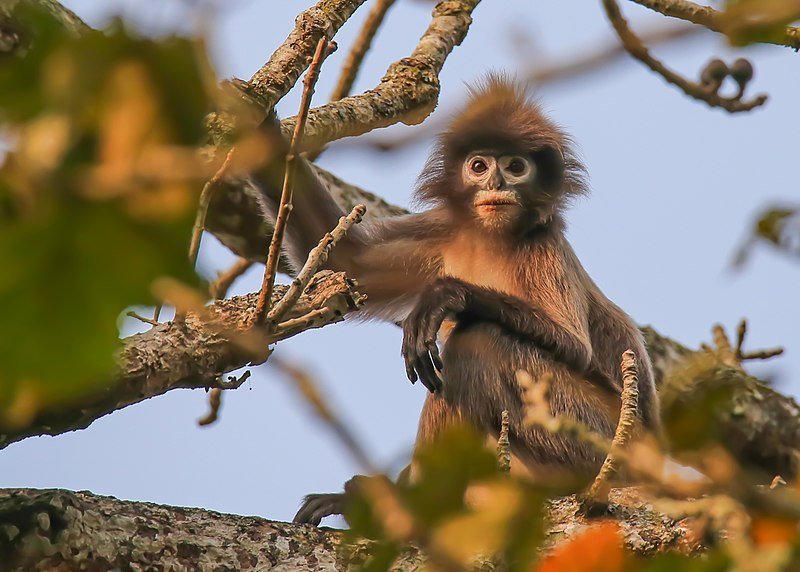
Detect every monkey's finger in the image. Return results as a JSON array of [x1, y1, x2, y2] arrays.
[[414, 355, 443, 393], [405, 357, 418, 384], [427, 341, 443, 371]]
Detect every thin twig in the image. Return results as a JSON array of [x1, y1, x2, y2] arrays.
[[734, 318, 748, 361], [712, 323, 739, 367], [585, 350, 641, 506], [189, 148, 235, 268], [210, 258, 254, 300], [270, 356, 377, 474], [630, 0, 800, 50], [126, 311, 161, 328], [741, 348, 785, 361], [273, 307, 337, 338], [711, 321, 784, 367], [255, 38, 332, 323], [197, 388, 223, 426], [516, 371, 612, 454], [602, 0, 767, 113], [497, 410, 511, 474], [217, 370, 252, 390], [267, 204, 366, 324], [330, 0, 396, 101]]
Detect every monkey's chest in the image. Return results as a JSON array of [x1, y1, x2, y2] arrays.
[[440, 240, 584, 335], [440, 242, 519, 297]]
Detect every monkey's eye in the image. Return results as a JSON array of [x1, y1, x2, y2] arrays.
[[470, 158, 488, 174], [507, 158, 527, 175]]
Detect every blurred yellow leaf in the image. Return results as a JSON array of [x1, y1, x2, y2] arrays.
[[432, 479, 523, 565]]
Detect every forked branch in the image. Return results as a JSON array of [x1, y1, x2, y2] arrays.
[[603, 0, 768, 113]]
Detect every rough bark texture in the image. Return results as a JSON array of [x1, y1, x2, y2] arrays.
[[0, 271, 365, 451], [278, 0, 481, 152], [247, 0, 369, 110], [0, 488, 694, 571]]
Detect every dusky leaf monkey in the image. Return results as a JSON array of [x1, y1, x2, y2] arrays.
[[255, 77, 660, 525]]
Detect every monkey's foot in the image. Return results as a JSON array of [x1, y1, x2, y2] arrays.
[[293, 493, 346, 526]]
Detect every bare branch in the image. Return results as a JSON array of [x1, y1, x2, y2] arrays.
[[629, 0, 800, 50], [585, 350, 641, 507], [603, 0, 768, 113], [497, 409, 511, 474], [197, 388, 222, 426], [279, 0, 481, 152], [189, 149, 235, 267], [0, 271, 365, 451], [330, 0, 397, 102], [268, 204, 366, 324], [246, 0, 368, 110], [209, 257, 254, 300], [256, 38, 333, 323], [270, 356, 378, 473]]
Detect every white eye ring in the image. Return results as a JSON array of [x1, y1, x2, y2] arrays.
[[499, 156, 533, 179]]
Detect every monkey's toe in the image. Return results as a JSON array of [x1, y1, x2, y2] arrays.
[[293, 493, 346, 526]]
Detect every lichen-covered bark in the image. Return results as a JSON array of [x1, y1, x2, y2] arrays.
[[0, 271, 365, 451], [0, 488, 693, 571], [248, 0, 368, 110], [644, 327, 800, 478], [278, 0, 481, 152]]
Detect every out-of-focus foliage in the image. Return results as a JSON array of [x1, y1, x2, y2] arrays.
[[0, 5, 216, 427], [337, 385, 800, 571], [734, 206, 800, 266], [344, 426, 553, 571], [721, 0, 800, 45]]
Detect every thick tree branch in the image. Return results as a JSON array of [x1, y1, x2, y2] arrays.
[[629, 0, 800, 50], [278, 0, 481, 152], [0, 488, 692, 570], [0, 271, 365, 451], [246, 0, 368, 110], [329, 0, 398, 102]]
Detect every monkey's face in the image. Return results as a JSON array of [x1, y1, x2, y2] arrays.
[[461, 152, 535, 231]]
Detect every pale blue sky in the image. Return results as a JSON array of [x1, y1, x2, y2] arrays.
[[1, 1, 797, 526]]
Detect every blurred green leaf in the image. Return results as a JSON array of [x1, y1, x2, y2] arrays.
[[721, 0, 800, 45], [0, 5, 215, 425], [734, 206, 799, 267], [404, 424, 498, 527], [662, 378, 736, 452], [640, 550, 732, 571]]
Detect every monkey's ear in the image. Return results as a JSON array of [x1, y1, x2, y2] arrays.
[[531, 146, 566, 192]]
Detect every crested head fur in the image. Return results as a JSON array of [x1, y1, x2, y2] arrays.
[[415, 75, 588, 215]]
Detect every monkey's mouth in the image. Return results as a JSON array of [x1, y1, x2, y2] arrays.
[[475, 198, 518, 208]]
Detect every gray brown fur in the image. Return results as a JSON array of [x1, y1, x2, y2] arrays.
[[255, 77, 659, 524]]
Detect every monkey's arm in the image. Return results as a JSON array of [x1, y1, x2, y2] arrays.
[[255, 162, 447, 321], [586, 289, 661, 430], [402, 277, 593, 392]]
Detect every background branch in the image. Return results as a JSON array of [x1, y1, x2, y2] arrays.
[[604, 0, 767, 113], [629, 0, 800, 50]]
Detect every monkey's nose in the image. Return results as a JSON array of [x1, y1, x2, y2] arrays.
[[487, 172, 504, 191]]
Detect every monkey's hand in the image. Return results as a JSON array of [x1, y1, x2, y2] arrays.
[[402, 279, 470, 393], [403, 278, 593, 390]]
